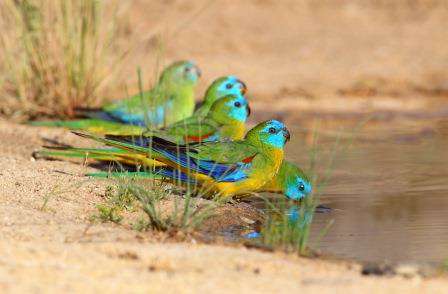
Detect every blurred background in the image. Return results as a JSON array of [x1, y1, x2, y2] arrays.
[[1, 0, 447, 120]]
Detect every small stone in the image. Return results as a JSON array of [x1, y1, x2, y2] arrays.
[[395, 264, 420, 279], [361, 262, 394, 276]]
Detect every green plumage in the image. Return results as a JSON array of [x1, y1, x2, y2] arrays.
[[100, 60, 200, 127], [30, 119, 145, 136], [61, 120, 289, 198], [29, 60, 200, 131], [191, 76, 246, 120]]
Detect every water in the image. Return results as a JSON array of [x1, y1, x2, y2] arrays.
[[287, 118, 448, 264]]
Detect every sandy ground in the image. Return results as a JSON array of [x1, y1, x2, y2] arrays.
[[2, 1, 448, 292], [0, 121, 447, 293]]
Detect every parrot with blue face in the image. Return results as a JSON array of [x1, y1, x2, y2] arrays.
[[84, 60, 201, 127], [260, 161, 312, 201], [193, 76, 246, 119], [67, 120, 290, 198], [30, 75, 247, 135], [87, 160, 312, 201], [31, 60, 200, 130], [123, 93, 250, 143], [34, 94, 250, 166]]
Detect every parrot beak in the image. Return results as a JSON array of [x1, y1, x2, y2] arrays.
[[283, 128, 291, 142], [246, 105, 251, 117], [238, 79, 247, 95]]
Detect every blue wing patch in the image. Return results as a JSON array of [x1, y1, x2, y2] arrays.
[[154, 167, 195, 184]]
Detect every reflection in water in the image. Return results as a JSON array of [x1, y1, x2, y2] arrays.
[[286, 120, 448, 263]]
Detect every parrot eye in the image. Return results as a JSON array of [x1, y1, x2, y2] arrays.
[[298, 183, 305, 191], [225, 83, 233, 89], [268, 127, 277, 134], [234, 101, 241, 107], [184, 67, 191, 73]]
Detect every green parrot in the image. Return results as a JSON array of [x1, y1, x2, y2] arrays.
[[259, 161, 312, 200], [29, 75, 247, 135], [34, 94, 251, 166], [126, 93, 250, 142], [97, 60, 200, 127], [31, 60, 201, 129], [63, 120, 291, 198], [87, 160, 313, 201], [193, 76, 246, 119]]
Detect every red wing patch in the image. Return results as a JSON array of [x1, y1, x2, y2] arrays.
[[242, 155, 256, 164], [184, 133, 213, 143]]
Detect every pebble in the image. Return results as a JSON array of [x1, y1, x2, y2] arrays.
[[395, 264, 420, 279]]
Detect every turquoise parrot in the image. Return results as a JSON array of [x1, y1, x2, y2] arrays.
[[88, 160, 312, 201], [260, 161, 312, 200], [29, 74, 247, 135], [31, 60, 200, 130], [120, 93, 250, 143], [85, 60, 200, 127], [34, 94, 250, 166], [193, 76, 246, 119], [70, 120, 291, 198]]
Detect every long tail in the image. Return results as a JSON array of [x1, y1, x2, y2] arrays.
[[73, 108, 114, 121], [86, 167, 196, 184], [103, 134, 198, 168], [86, 171, 161, 179], [29, 119, 145, 135], [72, 131, 148, 151], [34, 145, 164, 167], [70, 132, 213, 181]]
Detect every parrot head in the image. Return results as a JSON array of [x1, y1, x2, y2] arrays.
[[204, 76, 247, 105], [246, 120, 290, 148], [159, 60, 201, 86], [209, 94, 250, 123], [279, 161, 313, 200]]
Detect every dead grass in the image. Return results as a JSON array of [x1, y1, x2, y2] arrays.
[[0, 0, 132, 120]]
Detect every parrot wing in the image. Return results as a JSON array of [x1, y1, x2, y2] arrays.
[[102, 89, 168, 125], [70, 132, 258, 183], [148, 137, 258, 182], [163, 118, 219, 142], [106, 119, 219, 145]]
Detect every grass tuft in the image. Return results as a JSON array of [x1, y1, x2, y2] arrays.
[[91, 175, 219, 235], [90, 184, 134, 224], [258, 119, 367, 255], [260, 197, 316, 255], [258, 119, 365, 255], [0, 0, 131, 120], [124, 181, 219, 234], [94, 204, 123, 224]]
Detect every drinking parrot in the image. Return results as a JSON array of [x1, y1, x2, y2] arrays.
[[260, 161, 312, 200], [88, 160, 312, 201]]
